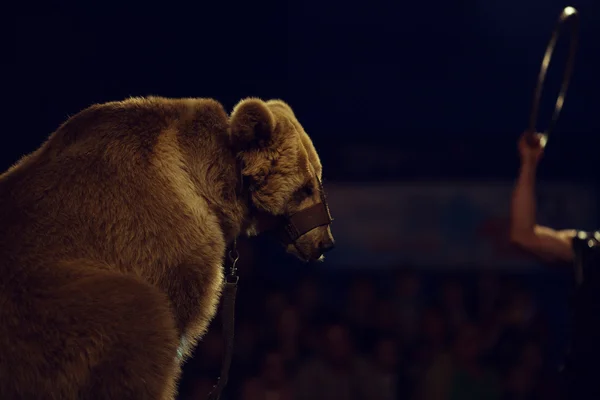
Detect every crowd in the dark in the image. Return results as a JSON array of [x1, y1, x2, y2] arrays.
[[177, 240, 572, 400]]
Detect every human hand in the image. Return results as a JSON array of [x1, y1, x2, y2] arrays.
[[518, 131, 546, 165]]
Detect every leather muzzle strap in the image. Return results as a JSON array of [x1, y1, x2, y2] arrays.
[[279, 177, 333, 244], [279, 201, 332, 245]]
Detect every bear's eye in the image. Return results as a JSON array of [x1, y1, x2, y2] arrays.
[[302, 185, 314, 197], [293, 184, 314, 202]]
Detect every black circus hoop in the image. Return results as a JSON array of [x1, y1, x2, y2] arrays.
[[528, 6, 580, 147]]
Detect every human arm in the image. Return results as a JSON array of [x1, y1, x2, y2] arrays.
[[509, 132, 576, 263]]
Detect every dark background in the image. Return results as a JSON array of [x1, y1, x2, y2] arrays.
[[5, 0, 600, 180], [4, 1, 600, 399]]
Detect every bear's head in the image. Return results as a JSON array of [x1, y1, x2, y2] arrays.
[[230, 98, 335, 262]]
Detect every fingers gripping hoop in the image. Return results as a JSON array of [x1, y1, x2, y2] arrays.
[[528, 6, 579, 147]]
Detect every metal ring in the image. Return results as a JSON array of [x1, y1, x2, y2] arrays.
[[528, 6, 579, 146]]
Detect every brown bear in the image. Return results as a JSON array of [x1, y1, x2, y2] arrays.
[[0, 96, 334, 399]]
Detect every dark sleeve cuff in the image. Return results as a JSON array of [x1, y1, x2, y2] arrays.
[[573, 231, 600, 260]]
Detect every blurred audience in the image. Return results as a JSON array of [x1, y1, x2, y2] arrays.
[[393, 271, 422, 347], [447, 323, 502, 400], [439, 278, 470, 336], [294, 321, 384, 400], [178, 267, 567, 400], [240, 347, 292, 400]]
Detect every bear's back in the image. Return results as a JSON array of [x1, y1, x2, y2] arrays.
[[0, 97, 231, 288]]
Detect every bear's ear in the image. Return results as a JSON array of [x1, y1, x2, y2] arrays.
[[230, 98, 276, 149]]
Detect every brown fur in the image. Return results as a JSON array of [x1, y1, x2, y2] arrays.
[[0, 96, 333, 399]]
